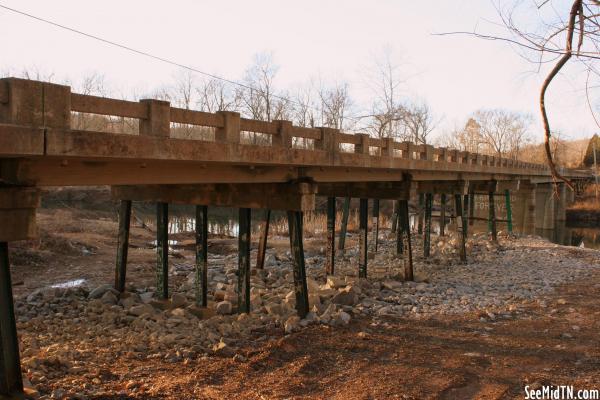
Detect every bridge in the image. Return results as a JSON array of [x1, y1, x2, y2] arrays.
[[0, 77, 590, 396]]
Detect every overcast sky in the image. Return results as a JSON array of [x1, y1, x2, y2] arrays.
[[1, 0, 596, 142]]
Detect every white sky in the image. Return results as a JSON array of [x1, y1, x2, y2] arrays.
[[1, 0, 597, 142]]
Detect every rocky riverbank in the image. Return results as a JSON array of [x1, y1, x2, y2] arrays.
[[14, 230, 600, 399]]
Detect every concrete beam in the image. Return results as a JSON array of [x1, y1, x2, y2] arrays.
[[317, 181, 411, 200], [416, 180, 468, 195], [0, 187, 40, 242], [111, 182, 316, 211]]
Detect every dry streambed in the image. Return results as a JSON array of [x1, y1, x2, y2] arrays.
[[15, 232, 600, 399]]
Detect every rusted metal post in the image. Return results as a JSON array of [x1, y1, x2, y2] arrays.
[[0, 242, 23, 396], [325, 197, 336, 275], [358, 198, 368, 278], [391, 200, 399, 233], [115, 200, 131, 292], [287, 211, 309, 318], [399, 200, 414, 280], [372, 199, 380, 252], [195, 205, 208, 307], [423, 193, 432, 258], [256, 209, 271, 270], [238, 208, 251, 314], [505, 189, 513, 233], [488, 190, 497, 241], [156, 202, 169, 299], [338, 197, 350, 250], [439, 194, 446, 236], [454, 195, 467, 263], [417, 193, 424, 235], [468, 191, 475, 227], [463, 193, 470, 236]]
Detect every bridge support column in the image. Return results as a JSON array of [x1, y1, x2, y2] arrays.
[[372, 199, 380, 252], [468, 191, 475, 227], [115, 200, 131, 292], [423, 193, 433, 258], [358, 198, 368, 279], [325, 197, 336, 275], [195, 205, 208, 307], [0, 243, 23, 396], [287, 211, 309, 318], [338, 197, 350, 251], [238, 208, 251, 314], [454, 194, 467, 263], [513, 181, 535, 235], [556, 183, 567, 222], [488, 189, 497, 241], [417, 193, 424, 235], [534, 184, 555, 232], [391, 200, 399, 233], [439, 194, 446, 236], [505, 190, 513, 233], [398, 200, 413, 280], [0, 185, 40, 398], [156, 202, 169, 299], [463, 193, 470, 236], [256, 209, 271, 270]]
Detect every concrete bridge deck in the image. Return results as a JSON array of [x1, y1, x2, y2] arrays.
[[0, 77, 591, 397]]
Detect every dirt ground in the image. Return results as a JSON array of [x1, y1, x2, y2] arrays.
[[8, 204, 600, 399]]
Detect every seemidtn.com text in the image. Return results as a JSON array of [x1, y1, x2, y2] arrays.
[[525, 385, 599, 400]]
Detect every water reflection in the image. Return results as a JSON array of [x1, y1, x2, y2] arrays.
[[135, 207, 600, 250]]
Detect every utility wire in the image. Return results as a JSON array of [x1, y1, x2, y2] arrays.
[[0, 3, 364, 126]]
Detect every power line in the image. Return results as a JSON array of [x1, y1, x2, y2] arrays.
[[0, 3, 364, 126]]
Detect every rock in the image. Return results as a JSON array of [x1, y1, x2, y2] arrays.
[[326, 276, 346, 289], [331, 288, 358, 306], [336, 311, 351, 325], [100, 291, 118, 305], [139, 292, 154, 303], [284, 316, 300, 334], [171, 293, 188, 308], [212, 340, 235, 357], [129, 304, 155, 317], [557, 298, 567, 305], [88, 284, 116, 299], [265, 303, 286, 316], [216, 301, 233, 315], [171, 308, 186, 317], [357, 331, 369, 340]]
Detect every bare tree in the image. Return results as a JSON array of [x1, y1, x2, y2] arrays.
[[473, 109, 531, 159], [438, 0, 600, 187], [403, 102, 439, 145], [318, 81, 353, 130]]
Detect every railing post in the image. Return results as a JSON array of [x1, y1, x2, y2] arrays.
[[215, 111, 241, 143], [383, 137, 395, 158], [139, 99, 170, 137], [316, 127, 338, 161], [272, 120, 292, 148], [355, 133, 370, 155]]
